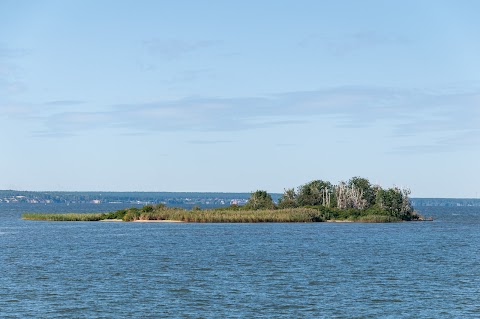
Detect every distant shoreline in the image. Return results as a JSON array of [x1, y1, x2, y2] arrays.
[[3, 190, 480, 207]]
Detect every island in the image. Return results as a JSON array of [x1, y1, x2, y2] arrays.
[[22, 177, 429, 223]]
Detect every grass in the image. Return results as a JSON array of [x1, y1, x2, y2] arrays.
[[352, 215, 401, 223], [21, 205, 417, 223], [22, 207, 326, 223], [22, 213, 105, 221], [128, 207, 325, 223]]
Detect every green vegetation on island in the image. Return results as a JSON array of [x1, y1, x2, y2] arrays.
[[22, 213, 106, 221], [275, 177, 421, 221], [22, 177, 426, 223]]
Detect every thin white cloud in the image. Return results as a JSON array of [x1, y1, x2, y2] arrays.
[[298, 31, 409, 56], [19, 86, 480, 154], [31, 131, 76, 138], [390, 129, 480, 154], [45, 112, 114, 132], [43, 100, 86, 106], [0, 45, 29, 95], [188, 140, 233, 145], [0, 44, 30, 58], [0, 80, 27, 94], [164, 69, 214, 85], [143, 38, 222, 60], [0, 102, 37, 118]]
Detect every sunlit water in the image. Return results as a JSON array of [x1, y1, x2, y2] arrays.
[[1, 203, 479, 318]]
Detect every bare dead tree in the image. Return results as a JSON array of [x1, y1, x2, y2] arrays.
[[336, 182, 367, 209]]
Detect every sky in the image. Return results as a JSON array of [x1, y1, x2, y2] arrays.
[[1, 0, 480, 197]]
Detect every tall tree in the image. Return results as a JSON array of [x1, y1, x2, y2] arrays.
[[245, 190, 275, 210], [296, 180, 333, 207], [278, 188, 297, 208], [348, 176, 375, 208], [376, 187, 414, 218]]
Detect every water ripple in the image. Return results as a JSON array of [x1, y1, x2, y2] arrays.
[[0, 204, 479, 318]]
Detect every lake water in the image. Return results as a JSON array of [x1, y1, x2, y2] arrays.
[[1, 203, 479, 318]]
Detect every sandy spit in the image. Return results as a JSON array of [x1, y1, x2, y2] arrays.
[[100, 219, 184, 223], [325, 220, 354, 223], [133, 220, 184, 223]]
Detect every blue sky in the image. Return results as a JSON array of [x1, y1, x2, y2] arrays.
[[1, 1, 480, 197]]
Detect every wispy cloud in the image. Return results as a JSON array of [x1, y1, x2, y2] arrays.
[[0, 102, 37, 118], [164, 69, 214, 85], [1, 99, 86, 120], [0, 80, 27, 94], [18, 86, 480, 153], [276, 143, 297, 147], [31, 131, 76, 138], [0, 63, 21, 77], [143, 38, 222, 60], [45, 112, 114, 132], [390, 129, 480, 154], [299, 31, 408, 56], [0, 44, 30, 59], [0, 45, 28, 95], [188, 140, 233, 145], [43, 100, 86, 106]]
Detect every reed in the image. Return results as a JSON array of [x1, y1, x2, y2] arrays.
[[354, 215, 401, 223], [22, 206, 408, 223], [22, 213, 105, 221], [127, 207, 325, 223]]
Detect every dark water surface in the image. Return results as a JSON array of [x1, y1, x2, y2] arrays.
[[1, 204, 479, 318]]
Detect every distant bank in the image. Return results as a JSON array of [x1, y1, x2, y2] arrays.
[[2, 190, 479, 207]]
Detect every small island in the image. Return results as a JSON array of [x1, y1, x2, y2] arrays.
[[22, 177, 429, 223]]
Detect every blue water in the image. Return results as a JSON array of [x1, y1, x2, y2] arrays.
[[1, 203, 479, 318]]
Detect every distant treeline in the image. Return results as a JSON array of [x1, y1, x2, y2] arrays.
[[0, 190, 263, 207], [3, 190, 478, 207], [410, 198, 480, 207]]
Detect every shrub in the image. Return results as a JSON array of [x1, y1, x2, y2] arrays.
[[123, 208, 141, 221]]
